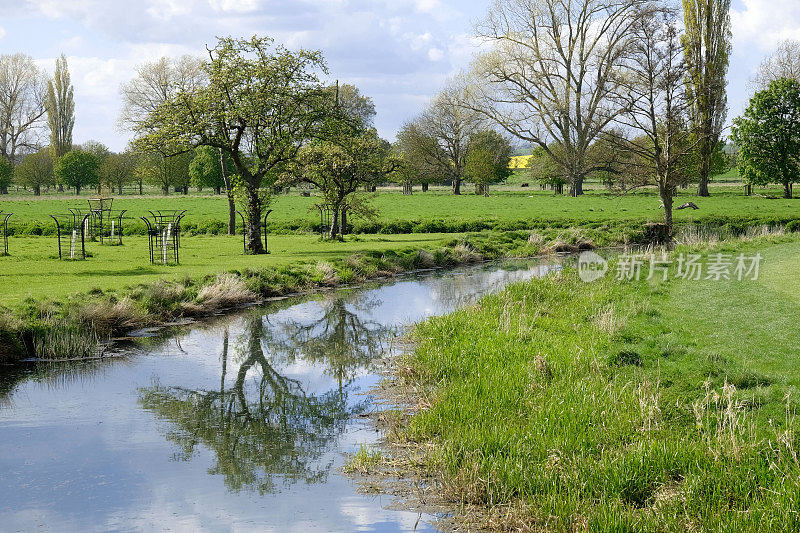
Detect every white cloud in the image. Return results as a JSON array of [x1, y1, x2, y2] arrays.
[[731, 0, 800, 51], [428, 47, 444, 61], [0, 26, 6, 40], [208, 0, 260, 13]]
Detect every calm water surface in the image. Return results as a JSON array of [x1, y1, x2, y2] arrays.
[[0, 260, 557, 532]]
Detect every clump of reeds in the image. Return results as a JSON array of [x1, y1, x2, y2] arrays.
[[32, 325, 102, 361], [195, 273, 258, 311]]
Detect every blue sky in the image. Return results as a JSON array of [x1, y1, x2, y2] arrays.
[[0, 0, 798, 151]]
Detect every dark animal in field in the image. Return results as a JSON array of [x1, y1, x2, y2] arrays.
[[677, 202, 699, 210], [521, 183, 529, 187]]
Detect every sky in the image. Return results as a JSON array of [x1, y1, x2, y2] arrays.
[[0, 0, 798, 152]]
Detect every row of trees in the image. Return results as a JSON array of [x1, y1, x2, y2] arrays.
[[388, 0, 737, 236]]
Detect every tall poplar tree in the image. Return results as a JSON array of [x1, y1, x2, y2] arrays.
[[682, 0, 731, 197], [45, 54, 75, 162]]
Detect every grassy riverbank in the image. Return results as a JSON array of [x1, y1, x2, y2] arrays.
[[392, 234, 800, 531], [2, 228, 599, 364]]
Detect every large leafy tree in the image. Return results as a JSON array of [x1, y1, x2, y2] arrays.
[[54, 149, 99, 195], [45, 54, 75, 161], [295, 128, 394, 239], [464, 130, 512, 196], [189, 146, 226, 194], [135, 36, 330, 254], [15, 148, 54, 195], [682, 0, 732, 197], [415, 85, 482, 195], [731, 78, 800, 199], [100, 151, 138, 195], [394, 121, 442, 194]]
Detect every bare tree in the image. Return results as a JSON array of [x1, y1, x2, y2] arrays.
[[416, 84, 483, 195], [468, 0, 648, 196], [750, 40, 800, 91], [611, 8, 693, 238], [0, 54, 47, 192], [118, 55, 205, 131]]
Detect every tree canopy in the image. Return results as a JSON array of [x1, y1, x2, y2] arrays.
[[54, 149, 99, 195], [134, 35, 330, 253], [732, 78, 800, 199]]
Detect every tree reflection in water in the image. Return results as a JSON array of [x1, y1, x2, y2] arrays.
[[138, 292, 393, 495]]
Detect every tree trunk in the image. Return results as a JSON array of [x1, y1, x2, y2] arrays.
[[660, 183, 674, 241], [215, 186, 221, 195], [697, 139, 711, 197], [341, 207, 348, 236], [118, 183, 123, 195], [784, 182, 793, 199], [138, 181, 143, 195], [328, 206, 340, 240], [162, 186, 169, 195], [220, 149, 236, 236], [744, 183, 751, 196], [182, 186, 188, 195], [422, 182, 428, 192], [569, 176, 584, 197], [452, 178, 461, 195], [244, 186, 265, 254], [75, 184, 81, 195], [34, 185, 40, 196]]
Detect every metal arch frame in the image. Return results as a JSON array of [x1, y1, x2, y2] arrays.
[[0, 211, 11, 255], [140, 217, 157, 264], [111, 209, 128, 245], [50, 213, 90, 260], [263, 209, 273, 254], [316, 205, 331, 238], [234, 210, 246, 253], [142, 210, 187, 265]]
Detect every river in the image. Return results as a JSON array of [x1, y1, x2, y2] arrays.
[[0, 259, 558, 532]]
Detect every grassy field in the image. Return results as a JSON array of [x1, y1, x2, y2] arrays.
[[0, 233, 459, 305], [1, 183, 797, 235], [394, 235, 800, 530]]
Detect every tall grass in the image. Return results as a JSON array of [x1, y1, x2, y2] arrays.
[[395, 250, 800, 531]]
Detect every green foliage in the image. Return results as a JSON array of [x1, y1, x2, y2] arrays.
[[54, 149, 99, 194], [0, 157, 13, 191], [732, 78, 800, 198], [189, 146, 229, 192], [464, 130, 512, 195], [527, 145, 567, 190], [682, 0, 732, 194], [15, 149, 54, 195], [100, 151, 138, 193], [45, 54, 75, 160], [135, 35, 330, 253]]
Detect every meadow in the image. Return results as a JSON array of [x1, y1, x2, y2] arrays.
[[1, 180, 797, 237], [394, 234, 800, 530]]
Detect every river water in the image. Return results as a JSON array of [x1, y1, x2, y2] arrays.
[[0, 259, 558, 532]]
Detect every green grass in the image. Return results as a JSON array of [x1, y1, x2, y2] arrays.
[[398, 235, 800, 531], [1, 183, 798, 236], [0, 233, 454, 304]]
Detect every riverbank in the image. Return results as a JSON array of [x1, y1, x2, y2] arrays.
[[381, 232, 800, 531], [0, 229, 596, 364]]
